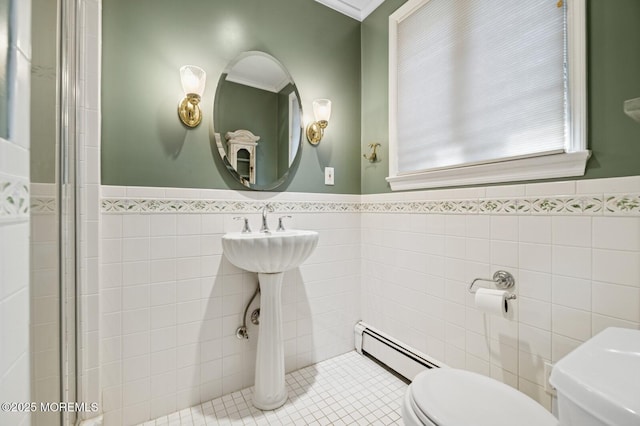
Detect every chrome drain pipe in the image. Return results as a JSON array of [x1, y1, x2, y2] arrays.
[[236, 283, 260, 339]]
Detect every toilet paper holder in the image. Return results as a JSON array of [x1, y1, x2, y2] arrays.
[[469, 270, 517, 299]]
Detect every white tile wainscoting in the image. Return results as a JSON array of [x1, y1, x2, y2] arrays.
[[361, 177, 640, 411], [99, 186, 361, 425], [77, 0, 103, 419], [0, 177, 30, 426], [98, 176, 640, 425], [0, 0, 31, 424], [30, 184, 60, 426]]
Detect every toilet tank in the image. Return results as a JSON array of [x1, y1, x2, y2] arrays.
[[549, 327, 640, 426]]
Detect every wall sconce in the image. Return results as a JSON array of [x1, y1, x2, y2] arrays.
[[306, 99, 331, 145], [178, 65, 206, 128]]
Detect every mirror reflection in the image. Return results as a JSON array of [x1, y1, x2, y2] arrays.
[[214, 51, 302, 189]]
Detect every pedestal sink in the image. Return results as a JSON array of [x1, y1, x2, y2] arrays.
[[222, 230, 319, 410]]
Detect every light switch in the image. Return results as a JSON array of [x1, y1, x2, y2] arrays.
[[324, 167, 335, 185]]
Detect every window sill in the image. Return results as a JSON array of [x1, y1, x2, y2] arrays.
[[386, 151, 591, 191]]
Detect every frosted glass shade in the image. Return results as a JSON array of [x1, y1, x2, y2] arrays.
[[312, 99, 332, 123], [180, 65, 206, 96]]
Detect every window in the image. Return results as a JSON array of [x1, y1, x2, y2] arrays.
[[387, 0, 588, 191]]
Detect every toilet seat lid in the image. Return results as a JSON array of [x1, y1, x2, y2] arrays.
[[410, 368, 558, 426]]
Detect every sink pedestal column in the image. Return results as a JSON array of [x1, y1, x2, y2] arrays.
[[253, 272, 287, 410]]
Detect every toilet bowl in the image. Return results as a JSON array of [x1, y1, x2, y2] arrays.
[[402, 368, 558, 426], [403, 327, 640, 426]]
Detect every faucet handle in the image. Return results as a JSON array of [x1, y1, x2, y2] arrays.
[[276, 216, 292, 232], [233, 217, 252, 233]]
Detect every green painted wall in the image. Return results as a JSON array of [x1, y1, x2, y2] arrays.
[[587, 0, 640, 180], [360, 0, 407, 194], [102, 0, 362, 193], [30, 0, 58, 183], [360, 0, 640, 194], [104, 0, 640, 195]]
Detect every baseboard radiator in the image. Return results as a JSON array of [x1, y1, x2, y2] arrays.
[[354, 321, 442, 381]]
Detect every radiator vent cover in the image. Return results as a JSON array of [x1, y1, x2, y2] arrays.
[[354, 321, 442, 381]]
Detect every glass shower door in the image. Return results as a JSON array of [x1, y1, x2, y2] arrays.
[[30, 0, 78, 424]]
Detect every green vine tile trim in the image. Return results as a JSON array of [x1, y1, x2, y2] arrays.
[[31, 196, 57, 214], [0, 178, 29, 220], [101, 193, 639, 217]]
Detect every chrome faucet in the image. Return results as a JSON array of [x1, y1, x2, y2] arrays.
[[277, 215, 292, 232], [260, 203, 274, 233], [233, 216, 252, 233]]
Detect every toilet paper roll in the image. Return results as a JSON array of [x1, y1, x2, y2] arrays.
[[474, 288, 509, 317]]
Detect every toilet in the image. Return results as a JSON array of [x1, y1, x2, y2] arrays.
[[402, 368, 558, 426], [550, 327, 640, 426], [402, 327, 640, 426]]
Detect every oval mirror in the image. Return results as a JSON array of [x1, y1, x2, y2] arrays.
[[213, 51, 303, 190]]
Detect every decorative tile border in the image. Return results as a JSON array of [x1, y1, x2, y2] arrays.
[[101, 198, 362, 214], [31, 196, 57, 214], [0, 177, 29, 221], [605, 194, 640, 214], [101, 193, 640, 216], [363, 194, 637, 216]]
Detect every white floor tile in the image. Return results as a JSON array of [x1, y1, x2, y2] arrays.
[[139, 351, 407, 425]]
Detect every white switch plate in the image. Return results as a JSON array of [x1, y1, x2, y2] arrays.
[[325, 167, 335, 185]]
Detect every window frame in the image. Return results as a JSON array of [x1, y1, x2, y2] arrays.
[[387, 0, 589, 191]]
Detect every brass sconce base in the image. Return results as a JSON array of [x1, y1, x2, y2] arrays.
[[363, 143, 381, 163], [178, 94, 202, 128], [306, 120, 327, 145]]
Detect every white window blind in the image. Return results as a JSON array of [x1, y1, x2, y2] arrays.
[[396, 0, 567, 173], [387, 0, 588, 189]]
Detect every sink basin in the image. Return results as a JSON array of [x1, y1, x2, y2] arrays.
[[222, 230, 319, 273], [221, 229, 319, 410]]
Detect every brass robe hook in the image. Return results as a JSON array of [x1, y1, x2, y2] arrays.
[[363, 143, 381, 163]]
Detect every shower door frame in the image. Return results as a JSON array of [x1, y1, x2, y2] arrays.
[[58, 0, 80, 424]]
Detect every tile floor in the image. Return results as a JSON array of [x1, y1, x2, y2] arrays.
[[140, 351, 408, 426]]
